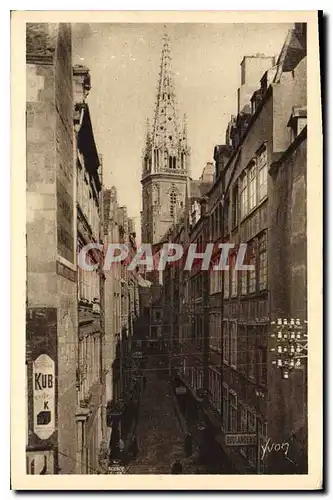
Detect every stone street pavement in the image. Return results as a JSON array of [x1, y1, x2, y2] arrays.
[[125, 356, 194, 474]]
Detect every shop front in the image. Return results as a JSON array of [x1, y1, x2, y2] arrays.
[[173, 375, 239, 474]]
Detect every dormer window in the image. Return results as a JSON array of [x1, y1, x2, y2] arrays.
[[251, 89, 263, 116], [288, 107, 307, 143]]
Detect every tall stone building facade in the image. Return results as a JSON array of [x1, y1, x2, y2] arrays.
[[26, 25, 107, 475], [162, 23, 308, 474], [103, 194, 141, 461], [141, 34, 190, 246], [73, 65, 106, 474], [26, 23, 78, 474]]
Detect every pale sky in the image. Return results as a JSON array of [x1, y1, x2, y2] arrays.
[[72, 23, 292, 233]]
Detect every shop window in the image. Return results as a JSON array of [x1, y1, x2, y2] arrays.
[[222, 384, 229, 431], [209, 369, 221, 411], [229, 391, 237, 432], [239, 403, 248, 457], [247, 410, 257, 467], [258, 419, 268, 473]]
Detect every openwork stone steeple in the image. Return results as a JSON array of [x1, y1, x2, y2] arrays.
[[141, 32, 190, 245], [142, 33, 190, 179]]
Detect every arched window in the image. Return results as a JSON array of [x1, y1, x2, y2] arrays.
[[154, 148, 159, 170], [168, 155, 177, 169], [170, 190, 177, 217]]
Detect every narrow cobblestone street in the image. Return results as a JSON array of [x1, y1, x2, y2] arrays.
[[126, 356, 195, 474]]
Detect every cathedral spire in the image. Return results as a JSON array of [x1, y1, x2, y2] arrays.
[[152, 33, 179, 156], [141, 33, 191, 244], [142, 32, 190, 182]]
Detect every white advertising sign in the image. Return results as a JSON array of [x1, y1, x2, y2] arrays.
[[175, 386, 187, 395], [33, 354, 55, 440], [225, 433, 257, 446]]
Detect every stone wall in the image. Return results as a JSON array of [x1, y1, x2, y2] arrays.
[[268, 129, 307, 472], [26, 23, 78, 474]]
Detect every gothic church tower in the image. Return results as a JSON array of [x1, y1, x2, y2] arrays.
[[141, 34, 190, 245]]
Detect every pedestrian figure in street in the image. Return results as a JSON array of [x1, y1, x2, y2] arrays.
[[171, 459, 183, 474], [130, 436, 138, 459], [143, 375, 147, 391], [184, 432, 193, 458]]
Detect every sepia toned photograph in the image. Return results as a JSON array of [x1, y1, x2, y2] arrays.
[[11, 10, 322, 490]]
